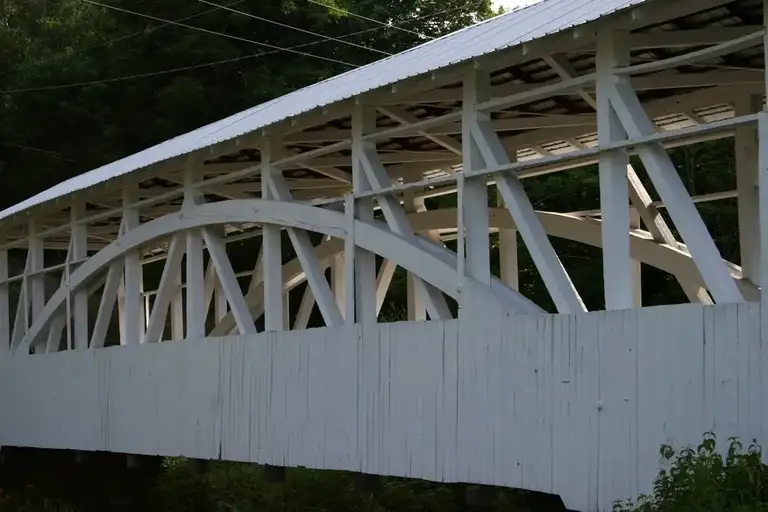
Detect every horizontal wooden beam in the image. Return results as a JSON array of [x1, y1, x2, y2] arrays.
[[392, 70, 763, 105]]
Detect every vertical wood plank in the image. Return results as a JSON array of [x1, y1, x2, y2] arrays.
[[71, 199, 89, 349], [0, 243, 8, 355], [28, 221, 45, 353], [597, 27, 633, 309], [262, 138, 285, 331]]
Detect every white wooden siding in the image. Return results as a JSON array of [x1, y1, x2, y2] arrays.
[[0, 302, 765, 511]]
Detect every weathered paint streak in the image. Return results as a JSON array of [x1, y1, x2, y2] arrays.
[[0, 302, 764, 511]]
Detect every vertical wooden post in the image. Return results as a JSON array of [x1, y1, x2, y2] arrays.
[[331, 254, 346, 318], [629, 209, 642, 307], [760, 0, 768, 340], [211, 226, 229, 324], [351, 104, 379, 324], [404, 192, 426, 321], [122, 183, 143, 345], [758, 112, 768, 336], [457, 172, 466, 281], [171, 271, 184, 340], [735, 94, 762, 287], [0, 236, 8, 356], [71, 199, 89, 349], [283, 291, 291, 330], [214, 277, 228, 323], [184, 168, 206, 339], [262, 137, 285, 332], [461, 67, 492, 286], [28, 220, 45, 353], [496, 187, 518, 291], [597, 27, 633, 310], [344, 194, 356, 324]]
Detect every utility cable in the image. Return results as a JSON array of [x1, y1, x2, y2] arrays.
[[2, 0, 246, 77], [0, 1, 477, 94], [79, 0, 358, 68], [198, 0, 392, 57], [306, 0, 433, 40]]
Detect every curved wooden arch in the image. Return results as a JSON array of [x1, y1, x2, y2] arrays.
[[14, 200, 543, 353], [412, 208, 754, 298], [209, 207, 755, 336]]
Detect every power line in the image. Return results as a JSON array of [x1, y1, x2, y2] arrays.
[[80, 0, 359, 68], [0, 1, 474, 95], [306, 0, 433, 40], [198, 0, 392, 57], [3, 0, 247, 78], [0, 141, 75, 161], [0, 54, 267, 94]]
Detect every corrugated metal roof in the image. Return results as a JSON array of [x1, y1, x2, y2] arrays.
[[0, 0, 649, 222]]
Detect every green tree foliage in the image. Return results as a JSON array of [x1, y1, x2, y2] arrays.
[[615, 434, 768, 512], [0, 0, 494, 208]]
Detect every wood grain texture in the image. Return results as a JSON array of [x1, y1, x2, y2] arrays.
[[0, 302, 765, 511]]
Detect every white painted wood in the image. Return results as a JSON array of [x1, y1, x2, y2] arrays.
[[122, 185, 143, 345], [735, 94, 762, 285], [456, 172, 466, 281], [215, 277, 228, 323], [143, 235, 185, 343], [331, 253, 345, 316], [343, 197, 356, 324], [378, 106, 461, 155], [294, 286, 314, 330], [609, 81, 744, 303], [90, 261, 123, 349], [765, 0, 768, 107], [185, 227, 206, 339], [375, 259, 396, 316], [71, 200, 89, 350], [117, 281, 125, 345], [203, 261, 216, 323], [28, 221, 45, 353], [201, 228, 257, 335], [18, 193, 751, 353], [10, 256, 29, 350], [171, 274, 184, 340], [0, 243, 8, 355], [265, 176, 343, 327], [545, 53, 597, 109], [404, 194, 427, 321], [626, 165, 712, 304], [759, 113, 768, 329], [16, 200, 525, 351], [496, 189, 518, 290], [358, 144, 451, 320], [461, 69, 492, 286], [246, 247, 264, 295], [2, 302, 765, 512], [262, 139, 286, 331], [46, 246, 74, 354], [352, 105, 383, 325], [485, 130, 585, 312], [597, 28, 634, 309], [406, 273, 426, 321], [630, 210, 642, 306]]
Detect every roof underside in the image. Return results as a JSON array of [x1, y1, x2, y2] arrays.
[[0, 0, 763, 248], [0, 0, 649, 221]]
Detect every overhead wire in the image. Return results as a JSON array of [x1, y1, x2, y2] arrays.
[[305, 0, 433, 40], [79, 0, 359, 68], [2, 0, 247, 78], [0, 1, 477, 94], [0, 141, 74, 161], [198, 0, 393, 57]]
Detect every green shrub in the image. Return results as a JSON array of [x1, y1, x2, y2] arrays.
[[615, 433, 768, 512]]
